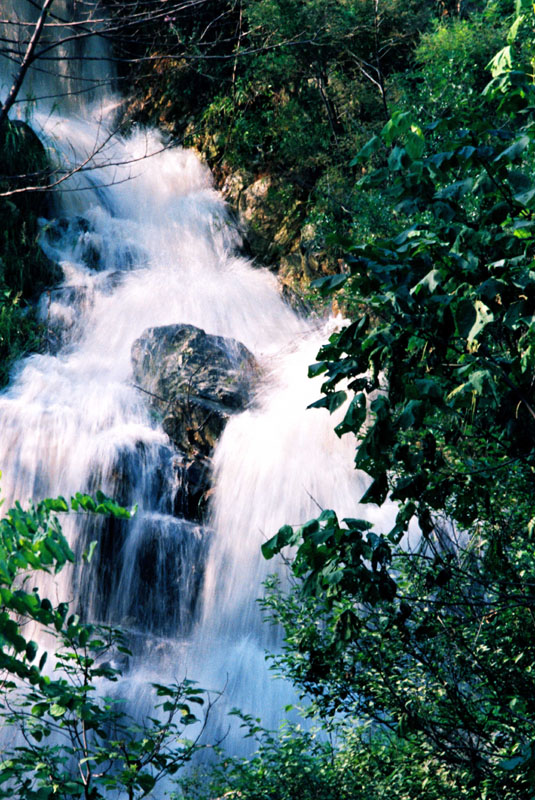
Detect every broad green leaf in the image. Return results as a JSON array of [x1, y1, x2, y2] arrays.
[[350, 135, 381, 165], [360, 473, 388, 506], [308, 361, 328, 378], [382, 111, 412, 146], [456, 299, 476, 338], [310, 274, 348, 296], [487, 45, 513, 78], [494, 135, 530, 163], [411, 269, 440, 295], [308, 391, 347, 414], [508, 13, 525, 42], [405, 130, 424, 161], [434, 178, 473, 201]]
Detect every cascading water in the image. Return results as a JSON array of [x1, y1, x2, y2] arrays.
[[0, 1, 398, 765]]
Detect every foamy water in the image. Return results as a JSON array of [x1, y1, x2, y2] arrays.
[[0, 99, 396, 755]]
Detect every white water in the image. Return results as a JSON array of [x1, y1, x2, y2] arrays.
[[0, 4, 397, 761]]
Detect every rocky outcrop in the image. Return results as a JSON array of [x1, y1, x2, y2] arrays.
[[131, 324, 258, 519], [221, 170, 303, 269], [219, 168, 330, 313]]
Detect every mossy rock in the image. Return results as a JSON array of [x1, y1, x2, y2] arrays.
[[0, 119, 62, 387], [0, 120, 48, 184], [0, 119, 60, 297]]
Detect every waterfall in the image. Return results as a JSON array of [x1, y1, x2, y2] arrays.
[[0, 0, 113, 113], [0, 2, 398, 762]]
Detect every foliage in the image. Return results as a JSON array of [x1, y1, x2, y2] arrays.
[[403, 4, 510, 121], [261, 4, 535, 798], [0, 121, 60, 295], [124, 0, 520, 291], [181, 714, 468, 800], [126, 0, 436, 274], [0, 490, 205, 799]]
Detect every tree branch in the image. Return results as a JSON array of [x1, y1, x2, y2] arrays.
[[0, 0, 55, 130]]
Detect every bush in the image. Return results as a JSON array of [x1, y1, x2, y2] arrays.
[[0, 491, 206, 799], [260, 5, 535, 798]]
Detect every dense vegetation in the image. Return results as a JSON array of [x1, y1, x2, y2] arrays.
[[0, 492, 206, 798], [230, 3, 535, 800], [3, 0, 535, 797], [124, 0, 509, 292], [177, 0, 535, 798]]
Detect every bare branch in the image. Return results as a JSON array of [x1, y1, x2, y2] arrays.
[[0, 132, 181, 197], [0, 0, 55, 130]]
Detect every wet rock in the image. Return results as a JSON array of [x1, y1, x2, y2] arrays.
[[41, 215, 101, 270], [74, 508, 208, 638], [131, 323, 257, 457], [38, 283, 92, 352], [74, 439, 210, 636], [221, 168, 249, 208], [41, 216, 148, 272], [43, 215, 89, 243], [221, 170, 303, 267], [172, 452, 213, 522], [79, 230, 103, 269], [131, 324, 258, 525]]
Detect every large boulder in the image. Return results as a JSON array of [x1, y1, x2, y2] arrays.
[[131, 323, 257, 457]]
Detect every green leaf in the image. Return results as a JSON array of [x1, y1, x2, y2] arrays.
[[43, 497, 69, 513], [388, 146, 408, 171], [310, 274, 348, 296], [514, 186, 535, 207], [500, 754, 526, 771], [137, 773, 156, 792], [343, 518, 373, 532], [508, 13, 525, 42], [455, 299, 476, 338], [413, 379, 442, 400], [262, 525, 299, 560], [350, 135, 381, 166], [487, 45, 513, 78], [494, 135, 530, 163], [25, 640, 38, 662], [398, 400, 425, 429], [50, 703, 67, 718], [308, 361, 328, 378], [411, 269, 440, 296], [405, 130, 424, 161], [334, 393, 366, 437], [382, 111, 412, 146], [308, 391, 347, 414], [360, 473, 388, 506], [434, 178, 473, 201]]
